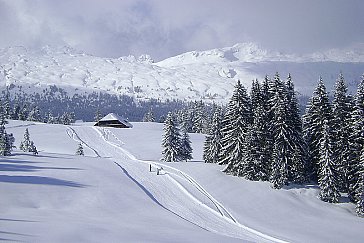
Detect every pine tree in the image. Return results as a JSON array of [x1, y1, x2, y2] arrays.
[[243, 105, 270, 181], [12, 100, 21, 120], [219, 80, 252, 176], [318, 120, 340, 203], [27, 106, 41, 122], [269, 87, 292, 189], [0, 107, 14, 156], [161, 112, 182, 162], [356, 149, 364, 216], [60, 112, 75, 125], [19, 128, 37, 154], [47, 111, 55, 124], [180, 129, 193, 161], [192, 101, 205, 133], [3, 90, 12, 119], [0, 136, 6, 156], [261, 75, 271, 111], [303, 77, 332, 180], [0, 109, 8, 156], [179, 109, 192, 133], [331, 73, 353, 192], [285, 74, 306, 183], [31, 143, 38, 155], [143, 108, 156, 122], [19, 104, 28, 121], [203, 107, 223, 163], [349, 75, 364, 203], [76, 143, 84, 156], [251, 79, 263, 112], [94, 107, 102, 122]]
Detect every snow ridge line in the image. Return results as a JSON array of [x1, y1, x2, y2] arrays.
[[178, 171, 237, 222], [112, 160, 211, 233], [154, 166, 235, 222], [96, 127, 289, 243], [164, 172, 235, 222], [95, 127, 137, 160], [167, 170, 226, 217], [66, 126, 101, 157], [146, 161, 240, 224]]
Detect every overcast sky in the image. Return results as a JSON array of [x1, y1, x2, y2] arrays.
[[0, 0, 363, 60]]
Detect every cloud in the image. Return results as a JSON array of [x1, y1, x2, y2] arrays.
[[0, 0, 363, 60]]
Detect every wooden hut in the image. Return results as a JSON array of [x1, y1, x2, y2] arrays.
[[94, 113, 133, 128]]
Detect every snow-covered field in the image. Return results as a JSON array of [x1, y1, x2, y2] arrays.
[[1, 121, 364, 242]]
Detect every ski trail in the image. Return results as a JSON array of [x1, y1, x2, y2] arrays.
[[72, 126, 288, 243], [66, 126, 101, 157], [112, 161, 211, 233], [94, 126, 289, 243]]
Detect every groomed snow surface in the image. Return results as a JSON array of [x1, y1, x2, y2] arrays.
[[1, 121, 363, 242]]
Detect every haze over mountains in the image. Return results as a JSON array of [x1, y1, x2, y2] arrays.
[[1, 43, 364, 102]]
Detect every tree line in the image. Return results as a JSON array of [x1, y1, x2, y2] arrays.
[[201, 73, 364, 217], [1, 84, 189, 122]]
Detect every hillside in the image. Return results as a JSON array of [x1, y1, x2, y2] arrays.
[[1, 121, 363, 242], [1, 44, 364, 103]]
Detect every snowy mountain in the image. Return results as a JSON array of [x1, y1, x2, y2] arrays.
[[1, 43, 364, 103], [2, 120, 364, 242]]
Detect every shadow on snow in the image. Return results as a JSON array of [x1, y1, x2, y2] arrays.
[[0, 163, 82, 172], [0, 175, 86, 188]]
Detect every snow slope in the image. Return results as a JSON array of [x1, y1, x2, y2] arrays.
[[2, 121, 364, 242], [1, 44, 364, 103]]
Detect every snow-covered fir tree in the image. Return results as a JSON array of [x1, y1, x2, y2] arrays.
[[3, 90, 12, 119], [60, 112, 75, 125], [46, 111, 55, 124], [94, 107, 102, 122], [250, 79, 263, 112], [303, 77, 333, 180], [192, 101, 206, 133], [180, 129, 193, 161], [12, 100, 21, 120], [177, 108, 191, 133], [19, 104, 28, 121], [241, 79, 271, 181], [0, 107, 14, 156], [161, 112, 182, 162], [269, 87, 292, 189], [356, 149, 364, 216], [318, 120, 341, 203], [203, 107, 223, 164], [331, 73, 353, 192], [143, 108, 156, 122], [27, 106, 42, 122], [349, 75, 364, 203], [285, 74, 306, 183], [220, 80, 252, 175], [76, 143, 84, 156], [243, 105, 271, 181], [261, 75, 271, 111], [19, 128, 37, 154]]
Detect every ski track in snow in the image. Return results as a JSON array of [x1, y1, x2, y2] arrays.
[[68, 125, 288, 243], [66, 126, 101, 157]]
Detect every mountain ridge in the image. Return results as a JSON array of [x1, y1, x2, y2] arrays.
[[1, 43, 364, 103]]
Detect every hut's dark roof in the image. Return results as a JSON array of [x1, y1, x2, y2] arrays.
[[95, 113, 133, 128]]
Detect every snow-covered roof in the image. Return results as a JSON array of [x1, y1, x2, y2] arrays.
[[99, 113, 133, 128]]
